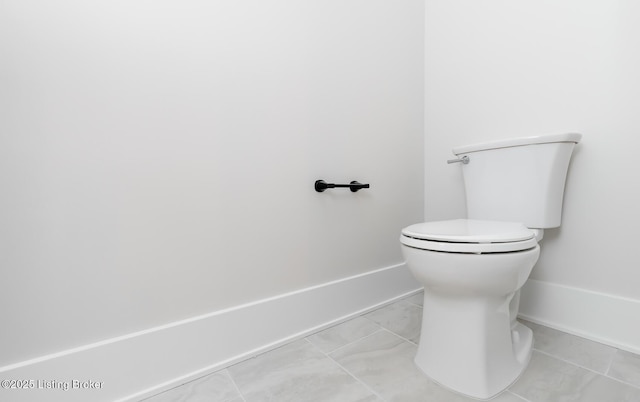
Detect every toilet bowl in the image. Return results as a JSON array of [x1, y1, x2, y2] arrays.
[[399, 133, 581, 400], [401, 219, 540, 399]]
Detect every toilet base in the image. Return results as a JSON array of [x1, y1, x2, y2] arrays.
[[414, 292, 533, 400]]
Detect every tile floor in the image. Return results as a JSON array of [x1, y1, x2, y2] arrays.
[[143, 292, 640, 402]]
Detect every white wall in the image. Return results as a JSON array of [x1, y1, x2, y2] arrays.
[[0, 0, 424, 369], [425, 1, 640, 301]]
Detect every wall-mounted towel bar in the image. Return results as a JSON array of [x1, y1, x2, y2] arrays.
[[315, 180, 370, 193]]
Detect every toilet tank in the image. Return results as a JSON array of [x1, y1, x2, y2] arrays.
[[453, 133, 582, 229]]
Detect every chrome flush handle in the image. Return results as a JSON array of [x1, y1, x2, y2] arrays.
[[446, 155, 470, 165]]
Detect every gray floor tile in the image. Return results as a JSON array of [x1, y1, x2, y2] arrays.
[[498, 391, 530, 401], [306, 316, 381, 354], [575, 375, 640, 402], [227, 339, 377, 402], [509, 351, 640, 402], [143, 370, 243, 402], [522, 320, 615, 374], [509, 351, 598, 401], [364, 300, 423, 343], [404, 291, 424, 307], [331, 329, 501, 402], [142, 303, 640, 402], [608, 349, 640, 388]]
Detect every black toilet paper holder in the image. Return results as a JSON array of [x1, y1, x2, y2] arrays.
[[314, 180, 370, 193]]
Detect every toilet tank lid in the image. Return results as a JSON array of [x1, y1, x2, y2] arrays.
[[401, 219, 534, 243], [453, 133, 582, 155]]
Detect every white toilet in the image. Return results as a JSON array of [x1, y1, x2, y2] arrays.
[[400, 133, 581, 400]]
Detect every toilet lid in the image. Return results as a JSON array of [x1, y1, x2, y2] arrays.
[[400, 219, 537, 253]]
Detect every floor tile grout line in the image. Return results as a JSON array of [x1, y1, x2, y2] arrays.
[[376, 326, 419, 346], [360, 306, 422, 346], [402, 295, 424, 308], [604, 348, 616, 376], [303, 336, 388, 401], [532, 348, 640, 391], [603, 370, 640, 391], [531, 347, 609, 375], [306, 320, 385, 355], [505, 389, 531, 402], [327, 354, 388, 402], [225, 369, 249, 402], [304, 328, 385, 357]]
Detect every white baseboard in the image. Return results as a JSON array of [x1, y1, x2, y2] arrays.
[[519, 279, 640, 355], [0, 263, 420, 402]]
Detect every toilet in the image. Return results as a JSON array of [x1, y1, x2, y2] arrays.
[[400, 133, 581, 400]]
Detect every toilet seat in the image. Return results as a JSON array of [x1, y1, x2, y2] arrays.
[[400, 219, 537, 254]]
